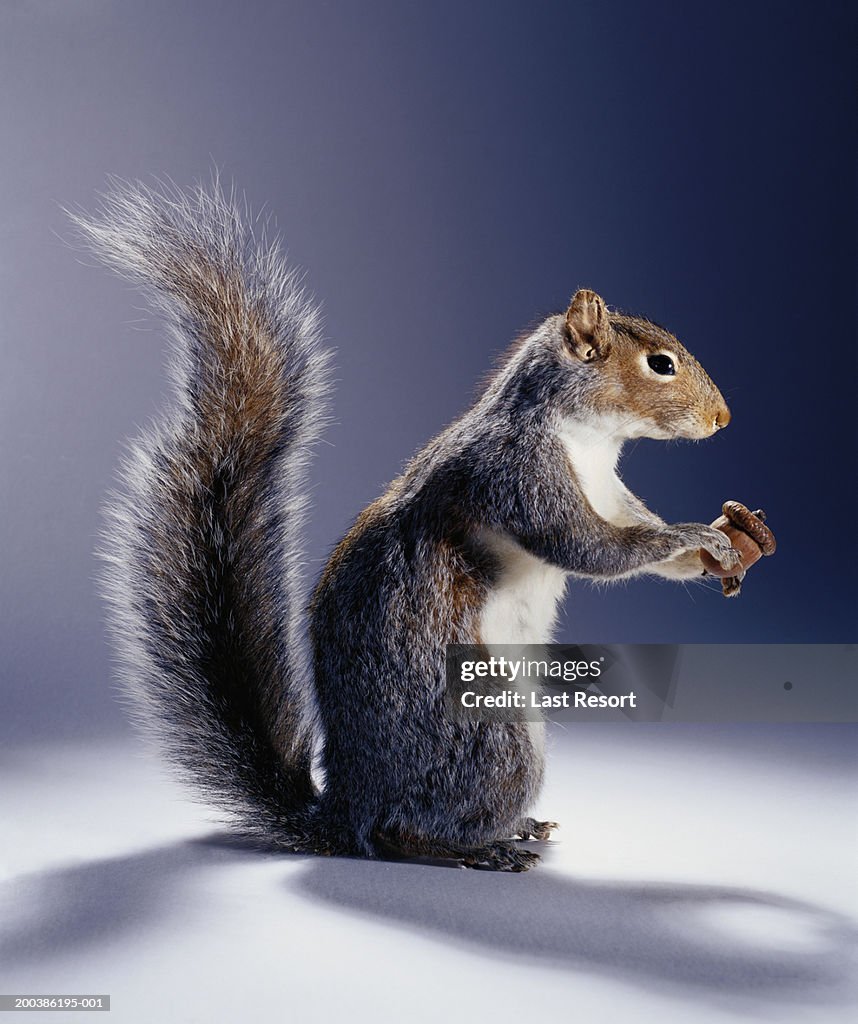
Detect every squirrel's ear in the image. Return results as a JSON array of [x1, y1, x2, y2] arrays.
[[564, 289, 611, 361]]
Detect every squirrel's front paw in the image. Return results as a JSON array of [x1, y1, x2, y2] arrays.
[[674, 523, 741, 573], [721, 574, 744, 598]]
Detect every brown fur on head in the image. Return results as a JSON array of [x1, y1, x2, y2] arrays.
[[564, 288, 730, 440]]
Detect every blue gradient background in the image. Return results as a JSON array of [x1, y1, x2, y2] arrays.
[[1, 1, 855, 738]]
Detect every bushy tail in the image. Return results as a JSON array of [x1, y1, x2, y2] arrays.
[[72, 180, 331, 848]]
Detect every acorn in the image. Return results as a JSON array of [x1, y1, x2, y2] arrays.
[[700, 501, 776, 598]]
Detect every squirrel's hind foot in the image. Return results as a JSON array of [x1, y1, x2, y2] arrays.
[[461, 841, 541, 872], [516, 818, 559, 841], [372, 829, 541, 872]]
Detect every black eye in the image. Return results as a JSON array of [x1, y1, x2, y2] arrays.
[[647, 354, 675, 376]]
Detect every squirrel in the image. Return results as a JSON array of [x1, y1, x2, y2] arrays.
[[74, 181, 740, 872]]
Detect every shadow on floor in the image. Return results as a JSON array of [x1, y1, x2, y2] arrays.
[[0, 838, 255, 966], [1, 834, 855, 1014], [296, 849, 858, 1011]]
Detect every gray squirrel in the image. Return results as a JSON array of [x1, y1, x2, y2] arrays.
[[74, 181, 739, 872]]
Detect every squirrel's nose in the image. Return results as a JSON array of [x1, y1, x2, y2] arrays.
[[713, 404, 731, 431]]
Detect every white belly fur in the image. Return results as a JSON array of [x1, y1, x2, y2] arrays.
[[476, 530, 567, 764], [477, 530, 568, 646]]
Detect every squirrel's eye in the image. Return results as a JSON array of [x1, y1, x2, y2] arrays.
[[647, 354, 676, 376]]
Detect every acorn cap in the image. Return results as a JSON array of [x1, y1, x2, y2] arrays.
[[721, 501, 777, 556]]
